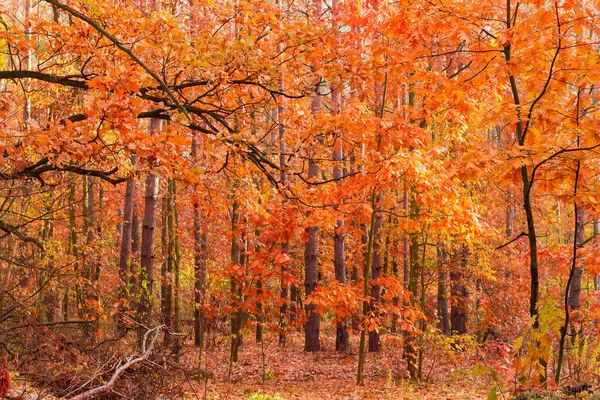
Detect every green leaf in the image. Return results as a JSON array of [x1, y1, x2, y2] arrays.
[[487, 386, 498, 400]]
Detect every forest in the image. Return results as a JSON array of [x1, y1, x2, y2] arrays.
[[1, 0, 600, 398]]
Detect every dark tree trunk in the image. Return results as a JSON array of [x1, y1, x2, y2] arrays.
[[368, 193, 383, 353], [117, 157, 136, 333], [567, 208, 584, 310], [137, 118, 161, 340], [450, 247, 468, 335], [230, 201, 241, 362], [191, 136, 206, 347], [437, 246, 450, 335], [160, 180, 174, 344]]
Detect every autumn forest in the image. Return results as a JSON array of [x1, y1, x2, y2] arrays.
[[1, 0, 600, 398]]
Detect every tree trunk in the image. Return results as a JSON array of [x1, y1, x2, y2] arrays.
[[567, 208, 584, 310], [137, 118, 161, 340], [117, 157, 137, 333], [69, 185, 78, 321], [304, 221, 320, 352], [368, 193, 383, 353], [230, 201, 241, 363], [173, 181, 181, 334], [450, 247, 468, 335], [405, 231, 420, 380], [437, 246, 450, 335], [357, 189, 378, 385], [331, 3, 349, 347], [160, 180, 174, 344], [130, 198, 141, 311], [503, 6, 545, 379]]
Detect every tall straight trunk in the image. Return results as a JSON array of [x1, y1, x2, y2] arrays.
[[275, 0, 290, 347], [117, 157, 137, 333], [255, 228, 264, 343], [130, 200, 141, 307], [161, 198, 168, 325], [160, 181, 174, 344], [450, 247, 468, 334], [230, 201, 241, 362], [368, 73, 387, 353], [276, 101, 289, 346], [357, 190, 378, 385], [304, 24, 323, 351], [138, 118, 161, 339], [368, 193, 383, 352], [304, 199, 320, 352], [40, 216, 55, 323], [68, 185, 78, 321], [352, 223, 368, 332], [173, 181, 181, 334], [332, 0, 348, 350], [192, 136, 206, 347], [405, 230, 420, 380], [437, 245, 450, 335], [82, 176, 98, 336]]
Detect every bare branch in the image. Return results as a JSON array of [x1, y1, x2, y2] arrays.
[[68, 325, 164, 400]]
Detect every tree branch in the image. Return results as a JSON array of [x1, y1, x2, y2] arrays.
[[68, 325, 164, 400], [0, 220, 44, 250], [44, 0, 190, 119]]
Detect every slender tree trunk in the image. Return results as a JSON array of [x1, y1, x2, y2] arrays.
[[69, 185, 78, 321], [137, 118, 161, 340], [160, 180, 174, 344], [357, 190, 378, 385], [503, 4, 545, 379], [255, 227, 263, 343], [331, 0, 348, 348], [405, 230, 420, 380], [130, 199, 141, 310], [437, 246, 450, 335], [191, 136, 205, 347], [230, 201, 241, 362], [304, 211, 320, 352], [567, 208, 584, 311], [277, 102, 289, 346], [117, 157, 137, 334], [556, 154, 582, 384], [304, 32, 323, 351], [173, 181, 181, 334], [450, 247, 468, 335], [83, 176, 99, 337], [368, 193, 383, 353]]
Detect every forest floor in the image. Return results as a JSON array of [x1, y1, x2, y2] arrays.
[[6, 325, 500, 400], [180, 328, 495, 400]]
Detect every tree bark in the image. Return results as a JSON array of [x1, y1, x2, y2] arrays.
[[117, 157, 137, 333], [450, 247, 468, 335], [304, 212, 320, 352], [230, 201, 241, 362], [567, 208, 584, 310], [368, 193, 383, 353], [191, 135, 207, 356], [437, 246, 450, 335], [137, 118, 161, 339]]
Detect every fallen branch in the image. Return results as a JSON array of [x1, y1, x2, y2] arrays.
[[68, 325, 164, 400]]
